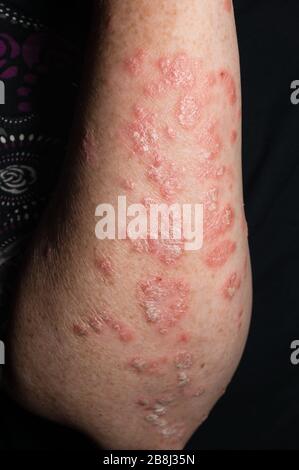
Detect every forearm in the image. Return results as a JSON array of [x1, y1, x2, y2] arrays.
[[9, 0, 252, 450]]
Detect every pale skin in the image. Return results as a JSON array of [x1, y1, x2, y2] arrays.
[[7, 0, 252, 450]]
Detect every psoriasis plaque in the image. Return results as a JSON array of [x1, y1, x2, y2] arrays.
[[137, 275, 190, 333], [131, 236, 184, 266], [204, 204, 235, 242], [205, 239, 236, 268], [222, 272, 242, 300], [119, 50, 237, 201], [219, 69, 237, 106], [123, 49, 146, 76], [72, 308, 134, 343], [94, 253, 114, 280]]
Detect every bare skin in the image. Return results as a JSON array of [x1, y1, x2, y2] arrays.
[[7, 0, 252, 450]]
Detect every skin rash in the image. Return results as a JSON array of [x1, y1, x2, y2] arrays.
[[8, 13, 251, 448], [80, 54, 247, 447], [119, 50, 238, 203], [137, 275, 190, 333]]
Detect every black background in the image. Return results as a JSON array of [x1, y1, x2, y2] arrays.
[[0, 0, 298, 450]]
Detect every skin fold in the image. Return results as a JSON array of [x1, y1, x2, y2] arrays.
[[7, 0, 252, 450]]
